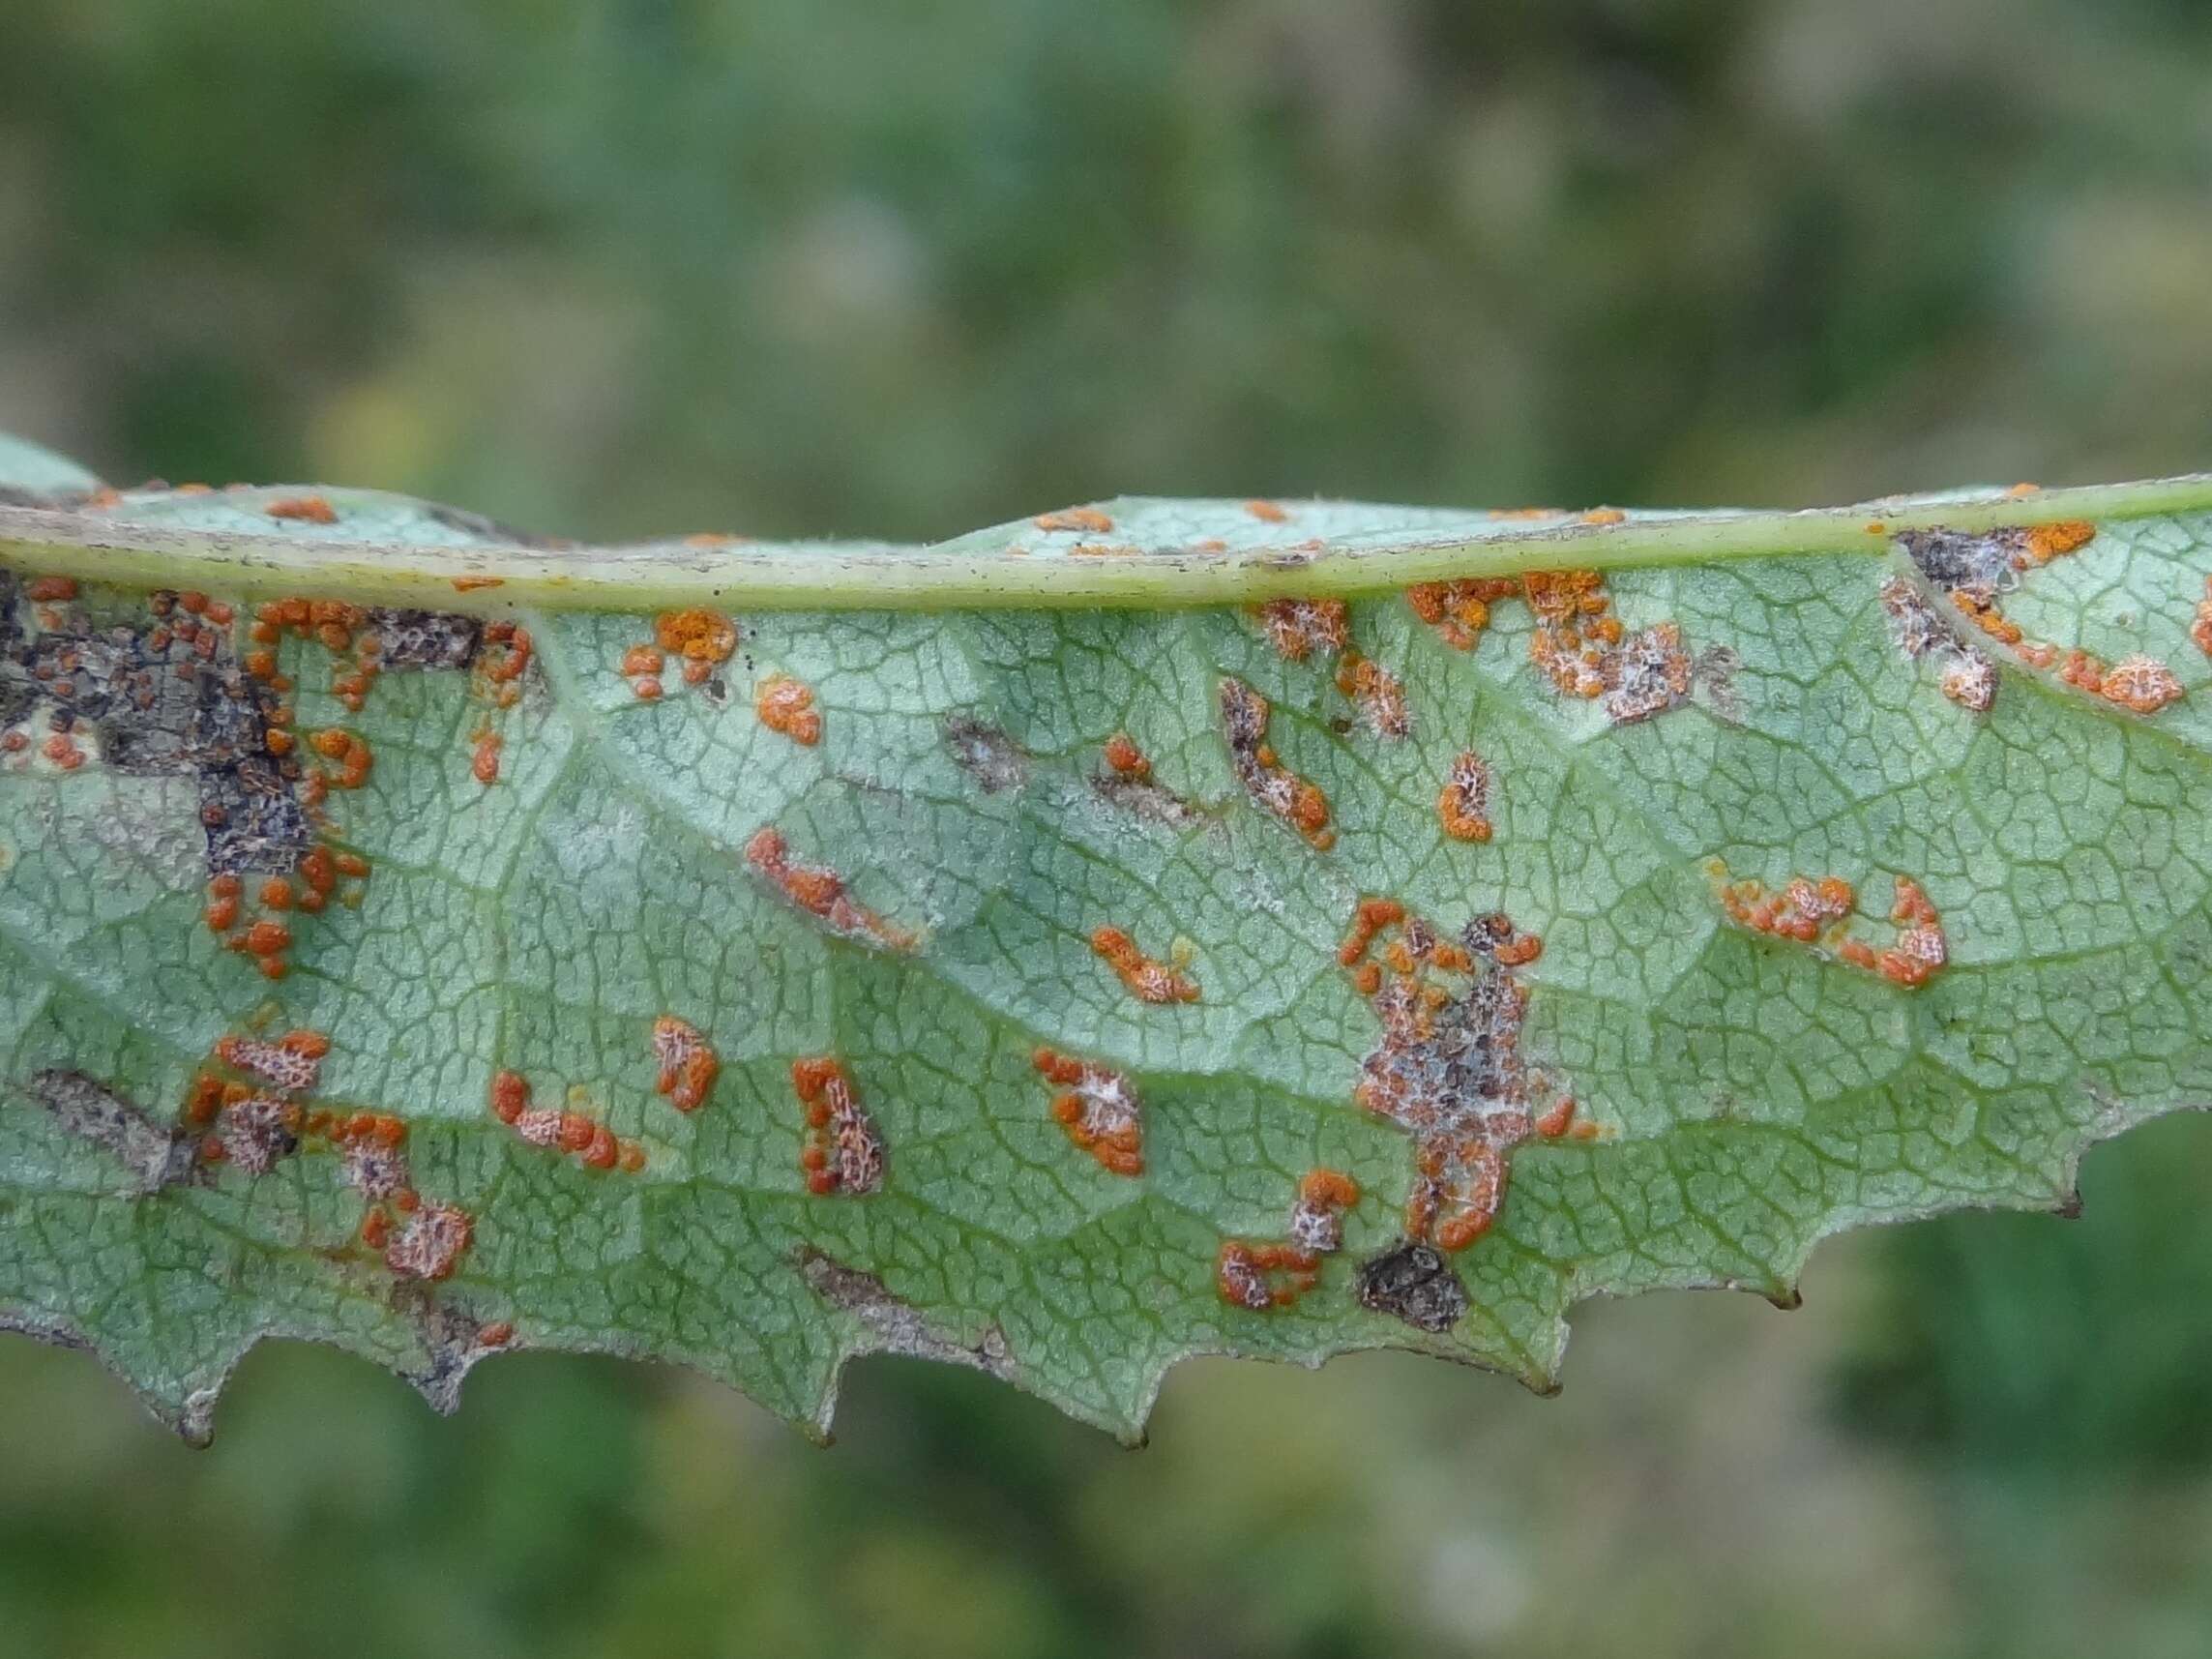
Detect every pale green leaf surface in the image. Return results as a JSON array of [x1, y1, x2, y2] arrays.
[[2, 449, 2208, 1442]]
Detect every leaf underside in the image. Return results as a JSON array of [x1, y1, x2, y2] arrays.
[[2, 433, 2209, 1443]]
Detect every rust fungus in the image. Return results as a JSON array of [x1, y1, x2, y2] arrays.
[[214, 1029, 331, 1095], [214, 1094, 300, 1175], [1879, 577, 1996, 713], [743, 825, 918, 951], [1218, 1169, 1361, 1311], [753, 672, 822, 745], [470, 727, 502, 785], [1714, 866, 1949, 989], [1437, 751, 1493, 843], [1032, 1047, 1143, 1176], [791, 1056, 887, 1196], [652, 1016, 720, 1113], [1580, 507, 1627, 526], [1216, 1240, 1318, 1311], [1899, 523, 2182, 718], [1089, 924, 1199, 1005], [265, 495, 338, 525], [1102, 730, 1151, 781], [24, 575, 79, 604], [1033, 506, 1114, 535], [385, 1201, 473, 1282], [1249, 598, 1349, 662], [1245, 499, 1290, 523], [1405, 570, 1698, 725], [1336, 652, 1411, 739], [1340, 900, 1566, 1253], [2194, 577, 2212, 658], [487, 1069, 644, 1175], [1220, 677, 1333, 849]]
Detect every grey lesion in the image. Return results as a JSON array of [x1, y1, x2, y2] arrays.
[[26, 1069, 200, 1196], [1353, 1240, 1469, 1333], [942, 714, 1030, 794], [795, 1245, 1015, 1380]]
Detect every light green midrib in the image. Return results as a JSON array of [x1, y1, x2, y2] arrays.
[[4, 474, 2210, 610]]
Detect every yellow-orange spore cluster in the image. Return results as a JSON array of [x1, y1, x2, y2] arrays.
[[2194, 577, 2212, 659], [753, 673, 822, 745], [2056, 651, 2184, 716], [651, 1017, 720, 1113], [476, 620, 532, 709], [470, 727, 502, 785], [251, 597, 380, 711], [1216, 1169, 1362, 1311], [1033, 506, 1114, 535], [1716, 868, 1949, 989], [1220, 677, 1333, 849], [1437, 751, 1492, 843], [1335, 652, 1410, 739], [265, 494, 338, 525], [1879, 577, 1997, 713], [1102, 731, 1151, 780], [1405, 578, 1519, 650], [186, 1028, 475, 1281], [1089, 925, 1200, 1005], [1340, 900, 1566, 1252], [200, 844, 368, 981], [489, 1068, 647, 1174], [1250, 598, 1350, 662], [1902, 522, 2185, 718], [1033, 1047, 1143, 1176], [1245, 499, 1290, 523], [620, 608, 737, 698], [744, 826, 918, 951], [791, 1056, 887, 1196], [1407, 570, 1692, 723]]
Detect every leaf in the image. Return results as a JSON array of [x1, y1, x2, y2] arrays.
[[2, 454, 2209, 1444]]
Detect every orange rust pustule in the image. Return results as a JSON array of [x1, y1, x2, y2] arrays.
[[655, 607, 739, 666], [266, 495, 338, 525], [2193, 577, 2212, 659], [1336, 652, 1410, 739], [489, 1068, 646, 1174], [1219, 677, 1333, 849], [753, 673, 822, 745], [1437, 751, 1492, 843], [1245, 498, 1290, 523], [470, 728, 502, 785], [214, 1029, 330, 1095], [1102, 731, 1152, 781], [1715, 866, 1949, 989], [25, 575, 79, 603], [790, 1056, 887, 1196], [1340, 901, 1561, 1252], [1250, 598, 1349, 661], [1901, 523, 2182, 719], [1088, 925, 1199, 1005], [743, 826, 918, 951], [1032, 1047, 1143, 1176], [1034, 506, 1114, 535], [652, 1016, 720, 1112], [1217, 1239, 1318, 1310]]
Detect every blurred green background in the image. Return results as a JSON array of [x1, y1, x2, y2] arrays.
[[5, 2, 2212, 1654]]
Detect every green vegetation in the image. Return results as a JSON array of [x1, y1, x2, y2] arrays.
[[5, 4, 2212, 1656]]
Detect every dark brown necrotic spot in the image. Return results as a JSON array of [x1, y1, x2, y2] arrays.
[[1355, 1240, 1469, 1333], [201, 758, 312, 874], [365, 607, 483, 671], [27, 1070, 197, 1195], [943, 715, 1029, 793]]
